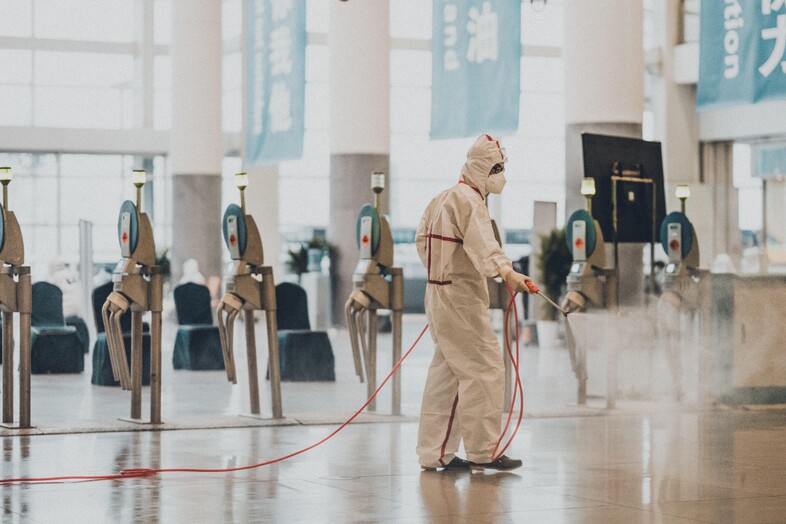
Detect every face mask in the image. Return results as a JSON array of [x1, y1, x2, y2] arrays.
[[486, 171, 506, 194]]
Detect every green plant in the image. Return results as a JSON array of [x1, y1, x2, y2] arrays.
[[286, 243, 309, 276], [156, 249, 171, 280], [535, 228, 572, 320]]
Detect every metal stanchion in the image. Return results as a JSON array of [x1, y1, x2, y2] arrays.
[[0, 167, 33, 429], [345, 172, 405, 415], [216, 173, 283, 419], [102, 170, 164, 424]]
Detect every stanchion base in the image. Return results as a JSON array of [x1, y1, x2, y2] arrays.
[[119, 417, 164, 425], [0, 423, 34, 430], [238, 413, 277, 421]]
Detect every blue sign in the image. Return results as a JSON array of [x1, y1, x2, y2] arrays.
[[245, 0, 306, 164], [698, 0, 786, 109], [431, 0, 521, 139], [755, 145, 786, 178]]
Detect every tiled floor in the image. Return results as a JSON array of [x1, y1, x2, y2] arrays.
[[2, 312, 786, 522]]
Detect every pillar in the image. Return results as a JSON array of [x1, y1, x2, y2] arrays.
[[170, 0, 224, 283], [564, 0, 644, 306], [328, 1, 390, 325], [245, 165, 281, 275]]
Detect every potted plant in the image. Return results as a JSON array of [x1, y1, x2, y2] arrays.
[[306, 235, 327, 273], [286, 243, 309, 282], [534, 228, 572, 347]]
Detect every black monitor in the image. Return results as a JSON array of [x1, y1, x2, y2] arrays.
[[581, 133, 666, 244]]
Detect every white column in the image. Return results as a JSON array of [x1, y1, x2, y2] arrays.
[[563, 0, 644, 306], [328, 0, 390, 325], [245, 166, 281, 276], [329, 1, 390, 156], [169, 0, 224, 282], [564, 0, 643, 126]]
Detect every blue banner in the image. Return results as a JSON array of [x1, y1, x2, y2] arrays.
[[698, 0, 786, 109], [431, 0, 521, 139], [245, 0, 306, 164]]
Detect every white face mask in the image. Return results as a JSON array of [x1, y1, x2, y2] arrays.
[[486, 171, 507, 194]]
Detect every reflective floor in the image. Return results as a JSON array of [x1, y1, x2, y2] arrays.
[[2, 313, 786, 522]]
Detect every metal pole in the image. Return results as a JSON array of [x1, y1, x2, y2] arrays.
[[265, 309, 283, 419], [18, 268, 31, 428], [2, 310, 13, 424], [367, 310, 378, 412], [391, 309, 402, 416], [150, 310, 162, 424], [150, 268, 163, 424], [244, 309, 260, 415], [78, 220, 94, 327], [130, 310, 143, 420]]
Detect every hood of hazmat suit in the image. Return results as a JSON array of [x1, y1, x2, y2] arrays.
[[460, 134, 507, 196]]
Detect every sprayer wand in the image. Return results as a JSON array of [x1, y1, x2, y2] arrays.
[[525, 281, 569, 316]]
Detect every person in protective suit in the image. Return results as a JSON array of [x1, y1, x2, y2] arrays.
[[416, 134, 535, 472]]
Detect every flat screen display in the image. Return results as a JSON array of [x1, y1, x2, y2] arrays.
[[581, 133, 667, 244]]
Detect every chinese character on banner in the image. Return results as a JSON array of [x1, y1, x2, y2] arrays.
[[245, 0, 305, 165], [431, 0, 520, 140], [466, 2, 499, 64], [698, 0, 786, 108]]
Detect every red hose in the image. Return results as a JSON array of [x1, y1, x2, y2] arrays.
[[0, 325, 430, 485], [1, 282, 530, 485]]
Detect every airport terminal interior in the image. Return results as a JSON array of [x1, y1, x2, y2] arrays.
[[4, 0, 786, 522]]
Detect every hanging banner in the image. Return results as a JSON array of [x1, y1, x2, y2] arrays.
[[245, 0, 306, 165], [698, 0, 786, 110], [431, 0, 521, 139]]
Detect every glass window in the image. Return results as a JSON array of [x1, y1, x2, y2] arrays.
[[33, 0, 134, 43], [521, 56, 563, 93], [306, 0, 328, 34], [305, 83, 329, 130], [390, 0, 431, 40], [734, 143, 761, 231], [223, 51, 242, 133], [521, 1, 564, 47], [222, 0, 242, 41], [0, 0, 32, 38], [519, 92, 565, 139], [154, 56, 172, 130], [279, 177, 329, 227], [390, 86, 430, 133], [305, 45, 329, 84], [34, 52, 134, 88], [391, 49, 430, 88], [0, 86, 33, 126], [34, 86, 125, 129], [0, 50, 33, 84], [154, 0, 172, 45]]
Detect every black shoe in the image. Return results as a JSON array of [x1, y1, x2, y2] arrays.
[[469, 455, 522, 472], [421, 457, 470, 472]]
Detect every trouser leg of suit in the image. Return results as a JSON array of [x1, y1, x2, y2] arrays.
[[417, 339, 462, 468], [417, 299, 505, 466]]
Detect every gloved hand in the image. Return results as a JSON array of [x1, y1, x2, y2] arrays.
[[504, 271, 537, 294]]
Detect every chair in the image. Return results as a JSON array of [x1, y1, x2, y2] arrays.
[[90, 281, 151, 386], [172, 283, 224, 370], [65, 315, 90, 353], [273, 282, 335, 381], [30, 282, 84, 374]]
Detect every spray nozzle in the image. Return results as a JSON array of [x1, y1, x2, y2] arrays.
[[525, 281, 540, 294]]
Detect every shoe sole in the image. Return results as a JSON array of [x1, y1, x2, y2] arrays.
[[421, 466, 470, 472], [469, 463, 522, 472]]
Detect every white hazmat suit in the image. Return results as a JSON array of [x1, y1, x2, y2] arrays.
[[416, 135, 532, 469]]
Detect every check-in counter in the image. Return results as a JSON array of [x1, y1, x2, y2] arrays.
[[711, 273, 786, 404]]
